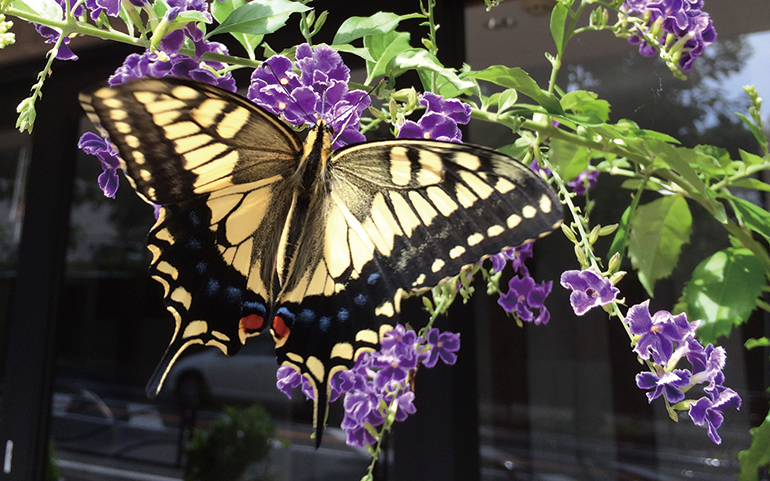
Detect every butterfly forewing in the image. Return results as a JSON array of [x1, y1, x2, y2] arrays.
[[80, 78, 302, 204], [80, 78, 563, 446]]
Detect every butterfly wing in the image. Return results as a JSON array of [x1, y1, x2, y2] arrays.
[[273, 139, 563, 442], [80, 78, 303, 396]]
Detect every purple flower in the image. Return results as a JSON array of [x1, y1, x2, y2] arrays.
[[397, 92, 472, 143], [84, 0, 121, 20], [567, 169, 599, 195], [109, 50, 236, 91], [423, 328, 461, 368], [635, 368, 691, 403], [248, 44, 370, 149], [498, 275, 552, 325], [560, 269, 619, 316], [621, 0, 717, 71], [625, 300, 688, 365], [276, 366, 302, 398], [78, 132, 121, 198], [688, 386, 741, 444], [490, 241, 534, 275]]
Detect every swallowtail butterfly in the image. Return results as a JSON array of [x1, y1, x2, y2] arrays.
[[80, 77, 563, 443]]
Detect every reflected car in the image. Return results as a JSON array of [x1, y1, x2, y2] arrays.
[[162, 335, 303, 409]]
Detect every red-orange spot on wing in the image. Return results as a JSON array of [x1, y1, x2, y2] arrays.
[[272, 315, 290, 340], [239, 314, 264, 334]]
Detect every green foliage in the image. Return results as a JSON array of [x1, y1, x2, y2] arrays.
[[677, 247, 765, 343], [739, 408, 770, 481], [628, 195, 692, 296], [206, 0, 309, 38], [184, 405, 275, 481]]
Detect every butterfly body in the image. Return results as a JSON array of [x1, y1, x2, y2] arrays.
[[80, 77, 563, 444]]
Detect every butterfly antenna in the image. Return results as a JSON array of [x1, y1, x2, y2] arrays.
[[262, 62, 316, 126], [331, 78, 386, 146]]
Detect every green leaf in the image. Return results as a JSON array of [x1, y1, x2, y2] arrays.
[[387, 49, 475, 95], [364, 30, 411, 84], [11, 0, 62, 19], [560, 90, 610, 123], [468, 66, 563, 115], [731, 178, 770, 192], [730, 195, 770, 241], [549, 2, 568, 56], [211, 0, 262, 57], [739, 405, 770, 481], [497, 88, 518, 113], [739, 148, 767, 166], [549, 137, 588, 181], [746, 337, 770, 350], [206, 0, 310, 38], [678, 247, 764, 344], [628, 195, 692, 296], [332, 12, 419, 45], [330, 44, 374, 63], [736, 112, 767, 150]]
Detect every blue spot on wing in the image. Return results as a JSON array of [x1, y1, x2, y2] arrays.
[[367, 273, 380, 285], [276, 307, 295, 322], [206, 279, 220, 295], [337, 308, 349, 321], [195, 261, 207, 273], [353, 294, 367, 307], [243, 301, 266, 316], [319, 316, 331, 332], [187, 237, 202, 250], [299, 309, 315, 323]]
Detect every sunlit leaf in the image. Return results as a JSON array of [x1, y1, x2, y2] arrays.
[[206, 0, 310, 38], [628, 195, 692, 296], [468, 66, 563, 114], [679, 247, 764, 343]]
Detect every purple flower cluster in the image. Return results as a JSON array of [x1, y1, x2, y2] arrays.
[[560, 269, 619, 316], [109, 49, 236, 91], [276, 325, 460, 447], [622, 0, 717, 71], [495, 242, 553, 325], [78, 132, 121, 198], [626, 300, 741, 444], [397, 92, 472, 143], [248, 44, 370, 149]]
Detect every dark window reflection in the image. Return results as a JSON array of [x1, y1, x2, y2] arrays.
[[0, 129, 30, 384]]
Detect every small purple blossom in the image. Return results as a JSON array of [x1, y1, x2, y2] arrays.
[[78, 132, 121, 198], [498, 275, 552, 325], [688, 386, 741, 444], [276, 366, 302, 398], [625, 300, 692, 365], [490, 242, 534, 275], [635, 368, 691, 403], [567, 169, 599, 195], [560, 269, 619, 316], [397, 92, 472, 143], [83, 0, 121, 21], [248, 44, 370, 149], [423, 328, 460, 368]]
